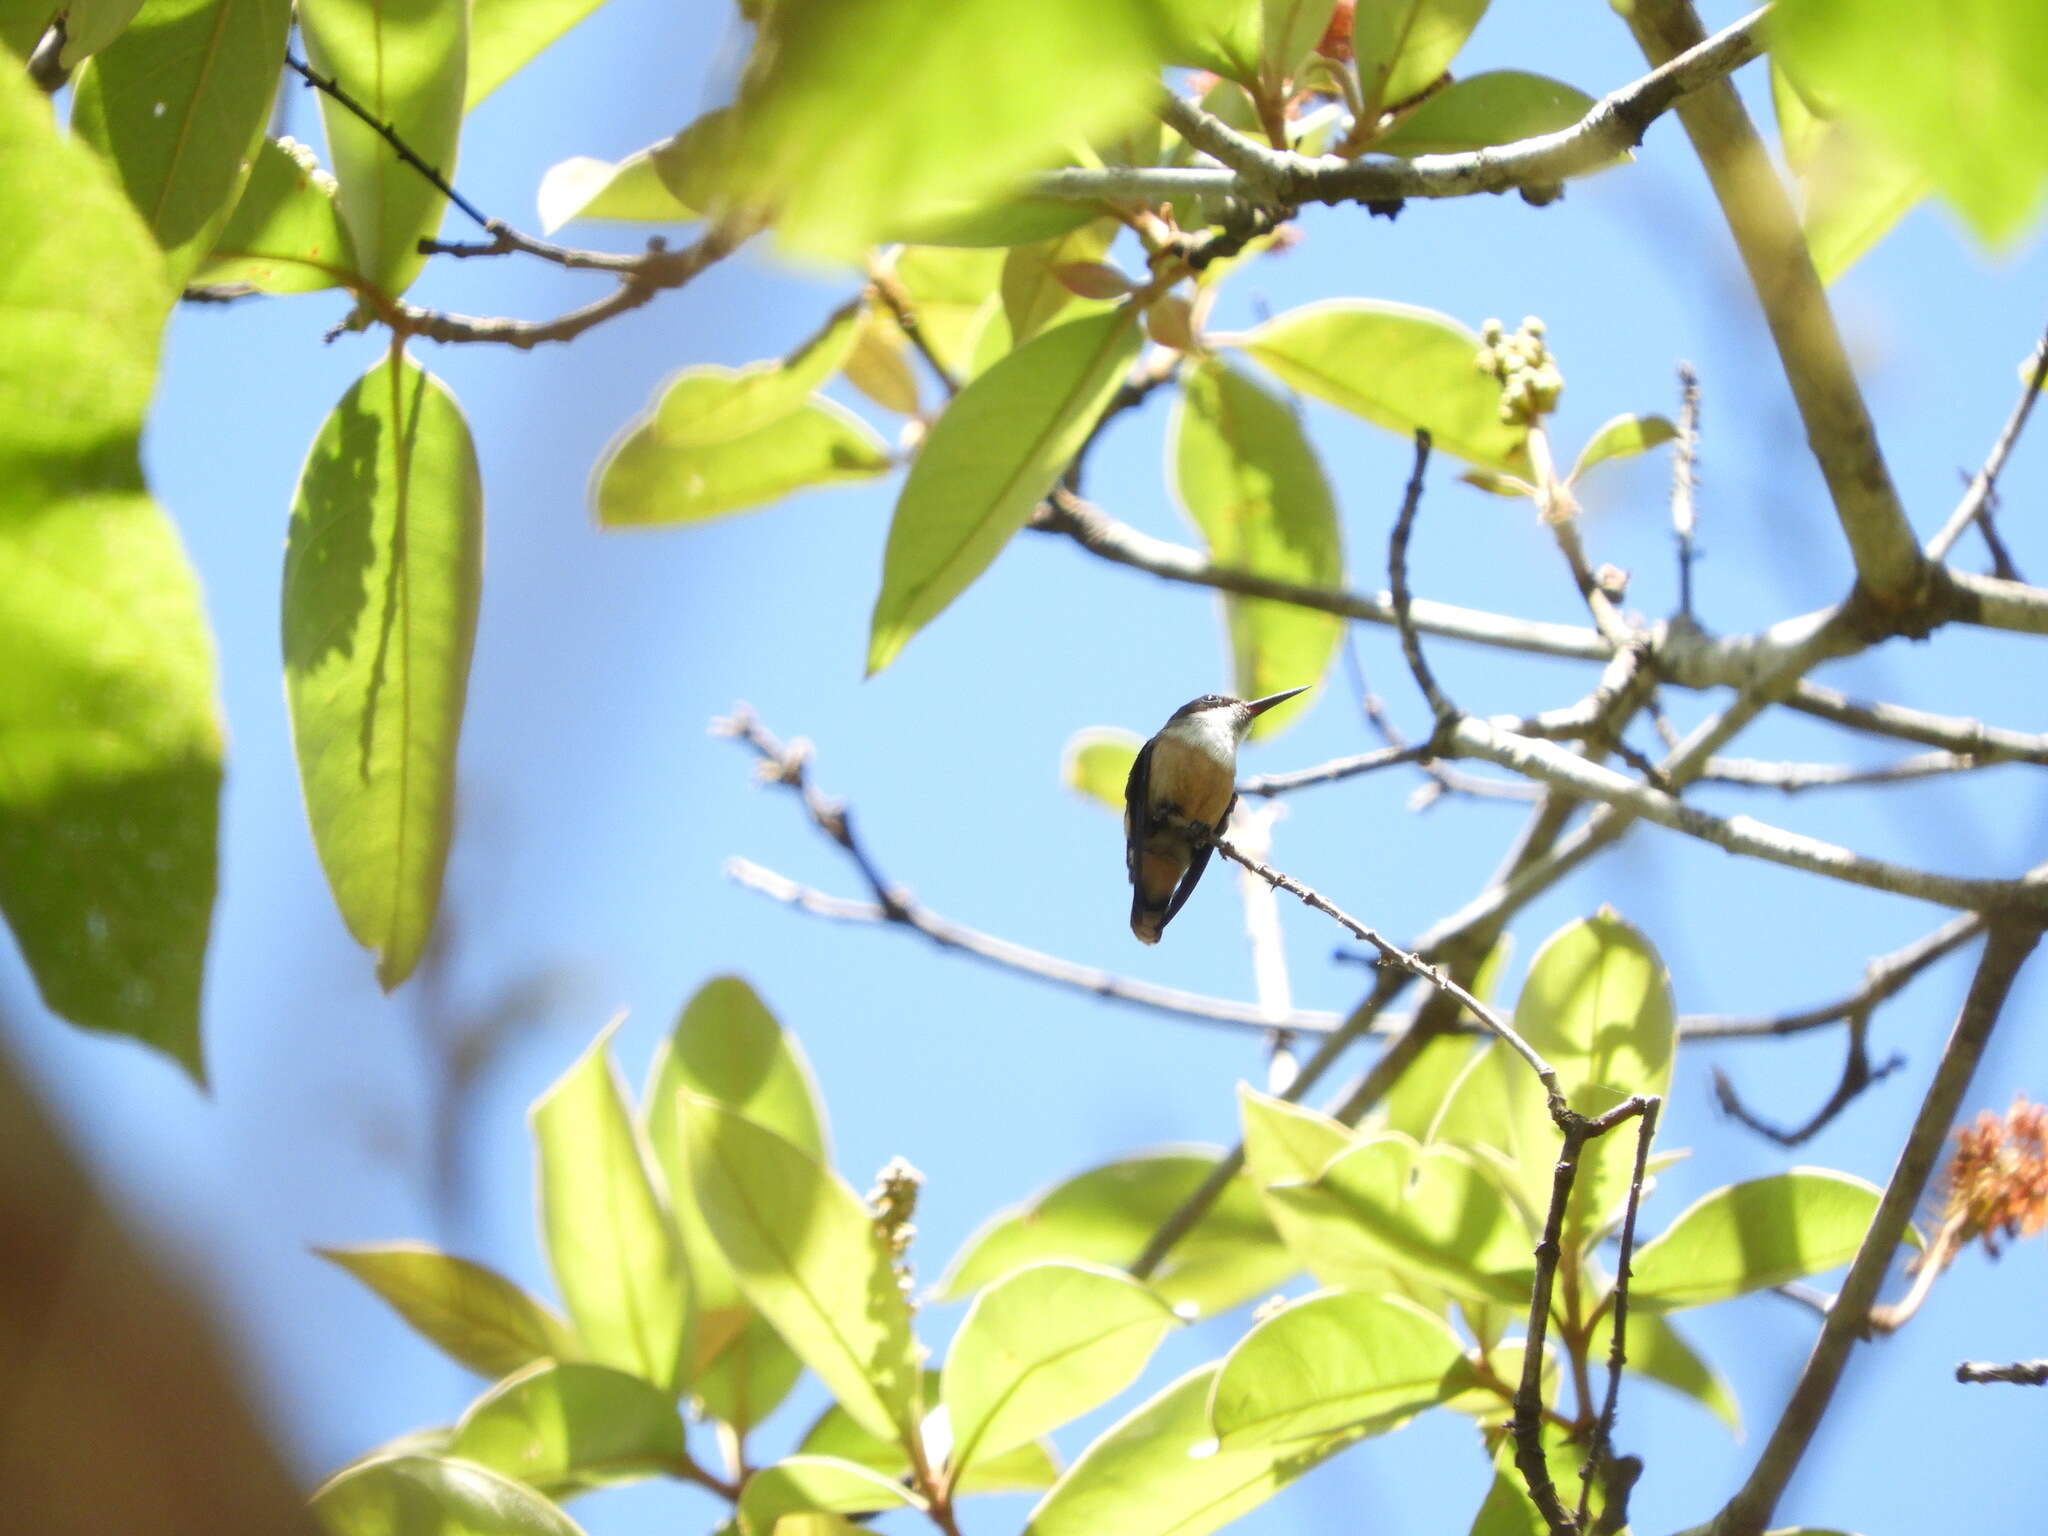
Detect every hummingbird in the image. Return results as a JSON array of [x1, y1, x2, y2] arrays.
[[1124, 687, 1308, 944]]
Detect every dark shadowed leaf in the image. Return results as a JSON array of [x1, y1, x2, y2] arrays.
[[282, 349, 481, 989], [318, 1243, 576, 1379], [0, 63, 221, 1077]]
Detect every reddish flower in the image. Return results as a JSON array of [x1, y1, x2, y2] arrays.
[[1941, 1096, 2048, 1257]]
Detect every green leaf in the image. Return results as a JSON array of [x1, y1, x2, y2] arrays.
[[595, 400, 890, 528], [887, 247, 1007, 380], [797, 1368, 1059, 1495], [1459, 468, 1534, 498], [1774, 0, 2048, 248], [868, 308, 1141, 673], [1157, 0, 1262, 84], [193, 136, 360, 294], [676, 0, 1165, 258], [449, 1361, 686, 1496], [651, 304, 867, 449], [1171, 358, 1343, 739], [70, 0, 290, 285], [1209, 1290, 1463, 1447], [1238, 300, 1531, 474], [1630, 1169, 1887, 1312], [1376, 71, 1594, 156], [680, 1095, 922, 1444], [283, 349, 481, 989], [466, 0, 611, 109], [938, 1147, 1297, 1319], [1267, 1133, 1533, 1305], [1513, 912, 1675, 1246], [536, 144, 695, 234], [532, 1023, 693, 1390], [1061, 727, 1142, 812], [644, 974, 826, 1429], [1771, 64, 1928, 285], [1467, 1465, 1543, 1536], [1586, 1307, 1739, 1433], [1568, 413, 1677, 482], [1022, 1365, 1353, 1536], [0, 62, 221, 1077], [50, 0, 143, 60], [299, 0, 467, 296], [736, 1457, 920, 1536], [842, 312, 922, 417], [1260, 0, 1336, 84], [1424, 1040, 1553, 1234], [1238, 1086, 1409, 1294], [1001, 220, 1118, 346], [1377, 1034, 1482, 1142], [318, 1243, 576, 1379], [943, 1262, 1179, 1475], [313, 1453, 587, 1535], [1355, 0, 1489, 113]]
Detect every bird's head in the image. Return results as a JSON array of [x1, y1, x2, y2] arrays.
[[1167, 685, 1309, 738]]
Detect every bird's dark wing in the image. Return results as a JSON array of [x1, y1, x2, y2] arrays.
[[1123, 737, 1155, 884], [1164, 790, 1232, 923]]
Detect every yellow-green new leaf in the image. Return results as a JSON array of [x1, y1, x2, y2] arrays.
[[283, 350, 481, 989], [1261, 0, 1335, 83], [1239, 300, 1531, 474], [1157, 0, 1262, 84], [1630, 1169, 1889, 1312], [799, 1369, 1061, 1495], [449, 1361, 687, 1496], [532, 1024, 693, 1391], [312, 1453, 588, 1536], [1376, 70, 1593, 156], [71, 0, 291, 285], [595, 400, 889, 528], [466, 0, 612, 109], [1022, 1365, 1353, 1536], [680, 1096, 921, 1445], [536, 144, 694, 234], [0, 65, 222, 1077], [1771, 64, 1928, 285], [938, 1147, 1297, 1319], [1172, 359, 1342, 738], [1355, 0, 1489, 113], [1238, 1087, 1407, 1292], [677, 0, 1165, 258], [318, 1243, 576, 1380], [1209, 1291, 1464, 1447], [868, 308, 1141, 673], [1061, 728, 1142, 812], [1568, 413, 1677, 483], [193, 136, 360, 294], [943, 1262, 1180, 1476], [51, 0, 142, 60], [1002, 220, 1118, 345], [300, 0, 466, 296], [736, 1457, 920, 1536]]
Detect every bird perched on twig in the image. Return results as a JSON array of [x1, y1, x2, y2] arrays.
[[1124, 687, 1307, 943]]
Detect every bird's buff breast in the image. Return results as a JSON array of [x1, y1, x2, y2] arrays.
[[1147, 726, 1236, 826]]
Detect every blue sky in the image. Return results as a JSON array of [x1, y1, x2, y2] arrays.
[[9, 3, 2048, 1533]]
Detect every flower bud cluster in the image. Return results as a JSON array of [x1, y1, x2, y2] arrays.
[[1475, 316, 1563, 425]]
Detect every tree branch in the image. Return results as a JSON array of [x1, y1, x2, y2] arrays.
[[1695, 751, 1992, 793], [1712, 1008, 1903, 1146], [1710, 918, 2042, 1536], [1579, 1099, 1663, 1534], [1784, 682, 2048, 766], [1956, 1360, 2048, 1386], [1925, 324, 2048, 561]]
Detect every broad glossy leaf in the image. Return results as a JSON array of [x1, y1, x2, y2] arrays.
[[595, 400, 889, 528], [1631, 1169, 1888, 1312], [318, 1243, 575, 1379], [644, 974, 826, 1427], [1774, 0, 2048, 248], [1377, 1033, 1482, 1143], [1772, 64, 1927, 285], [1001, 220, 1118, 345], [449, 1362, 684, 1495], [1355, 0, 1489, 112], [798, 1369, 1060, 1495], [71, 0, 290, 285], [1587, 1307, 1738, 1432], [537, 144, 695, 234], [681, 1096, 921, 1444], [1267, 1133, 1533, 1304], [736, 1457, 919, 1536], [0, 64, 220, 1076], [1157, 0, 1262, 83], [313, 1453, 586, 1535], [283, 350, 481, 989], [675, 0, 1164, 258], [1376, 71, 1593, 156], [1513, 913, 1675, 1245], [938, 1147, 1297, 1318], [300, 0, 466, 295], [194, 136, 359, 294], [1061, 727, 1141, 812], [1239, 300, 1531, 474], [1172, 359, 1342, 739], [1022, 1365, 1353, 1536], [651, 305, 865, 448], [1425, 1040, 1552, 1234], [532, 1024, 692, 1389], [1467, 1465, 1543, 1536], [943, 1262, 1179, 1474], [1209, 1290, 1463, 1447], [1238, 1086, 1401, 1291], [1261, 0, 1336, 83], [466, 0, 611, 108], [867, 308, 1140, 673], [888, 247, 1007, 380], [1568, 413, 1677, 482], [51, 0, 142, 60]]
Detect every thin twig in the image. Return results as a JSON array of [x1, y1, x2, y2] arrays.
[[1388, 432, 1455, 727], [1338, 643, 1543, 807], [1711, 919, 2042, 1536], [1238, 743, 1434, 796], [869, 264, 961, 399], [1579, 1098, 1663, 1534], [1681, 913, 1984, 1040], [1784, 683, 2048, 766], [1712, 1009, 1904, 1145], [286, 54, 491, 229], [1956, 1360, 2048, 1386], [1925, 324, 2048, 561], [1672, 363, 1701, 623]]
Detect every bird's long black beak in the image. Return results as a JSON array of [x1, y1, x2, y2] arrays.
[[1243, 685, 1310, 718]]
